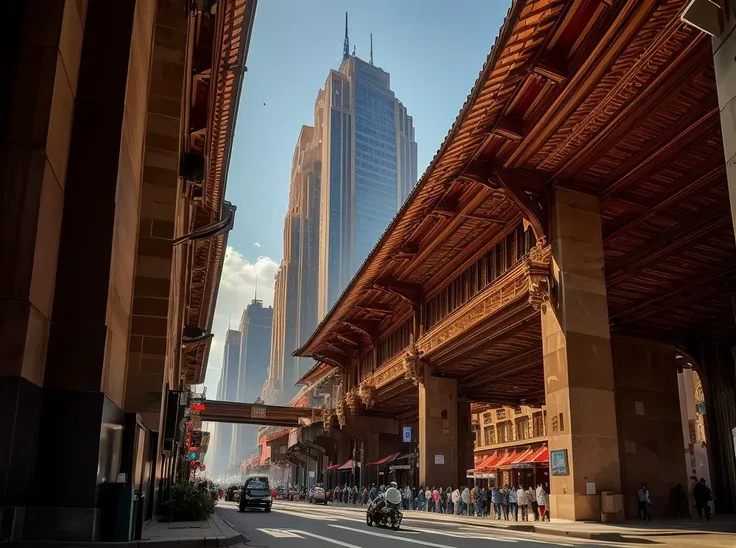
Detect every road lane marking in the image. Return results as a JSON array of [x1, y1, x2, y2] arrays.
[[274, 508, 338, 521], [256, 528, 304, 538], [292, 529, 365, 548], [329, 524, 469, 547]]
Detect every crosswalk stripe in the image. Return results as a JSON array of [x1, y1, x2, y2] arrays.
[[291, 529, 365, 548], [329, 523, 463, 548], [256, 528, 304, 538]]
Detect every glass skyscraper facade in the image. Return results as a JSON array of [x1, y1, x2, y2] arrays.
[[318, 56, 417, 318]]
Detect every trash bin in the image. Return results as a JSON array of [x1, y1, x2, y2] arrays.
[[99, 482, 134, 542], [133, 490, 145, 541]]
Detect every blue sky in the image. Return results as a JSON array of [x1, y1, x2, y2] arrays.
[[202, 0, 510, 394]]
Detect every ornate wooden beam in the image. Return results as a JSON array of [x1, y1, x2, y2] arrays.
[[357, 302, 393, 315], [606, 211, 731, 287], [373, 278, 422, 305], [334, 333, 360, 347], [463, 166, 547, 241], [342, 319, 380, 340], [393, 243, 419, 261], [313, 352, 347, 369]]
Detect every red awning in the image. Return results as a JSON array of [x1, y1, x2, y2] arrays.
[[468, 452, 498, 473], [326, 463, 341, 470], [494, 451, 517, 467], [508, 448, 534, 466], [530, 446, 549, 463], [338, 459, 355, 470], [366, 452, 400, 466]]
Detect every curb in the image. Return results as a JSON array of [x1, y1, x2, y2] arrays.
[[213, 512, 249, 545]]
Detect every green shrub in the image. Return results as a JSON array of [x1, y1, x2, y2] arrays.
[[163, 482, 215, 521]]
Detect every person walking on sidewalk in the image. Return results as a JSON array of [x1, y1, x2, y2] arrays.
[[637, 484, 652, 521], [693, 478, 713, 521]]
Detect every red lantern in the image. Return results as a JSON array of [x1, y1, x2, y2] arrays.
[[187, 423, 195, 431], [200, 464, 206, 471], [190, 460, 198, 468]]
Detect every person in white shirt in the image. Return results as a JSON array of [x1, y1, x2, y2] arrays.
[[535, 484, 549, 521], [517, 485, 529, 521]]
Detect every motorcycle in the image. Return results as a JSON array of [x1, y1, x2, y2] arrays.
[[366, 487, 403, 530]]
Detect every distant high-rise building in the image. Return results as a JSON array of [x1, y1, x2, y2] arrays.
[[231, 299, 273, 463], [265, 15, 416, 404], [317, 15, 418, 317], [265, 122, 322, 404], [211, 329, 241, 479]]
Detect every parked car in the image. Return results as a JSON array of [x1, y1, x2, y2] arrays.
[[311, 486, 327, 504], [238, 476, 272, 512]]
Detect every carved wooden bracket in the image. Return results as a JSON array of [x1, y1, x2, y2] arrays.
[[461, 165, 547, 242], [345, 390, 360, 415], [402, 333, 426, 386], [524, 240, 551, 312], [336, 398, 347, 428], [373, 278, 422, 305], [358, 383, 375, 409]]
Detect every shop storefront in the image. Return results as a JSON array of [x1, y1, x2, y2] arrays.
[[469, 445, 549, 488]]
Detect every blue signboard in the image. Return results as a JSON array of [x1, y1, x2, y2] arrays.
[[550, 449, 568, 476], [188, 451, 198, 461]]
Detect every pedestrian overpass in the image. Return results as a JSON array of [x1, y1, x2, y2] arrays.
[[200, 400, 326, 427]]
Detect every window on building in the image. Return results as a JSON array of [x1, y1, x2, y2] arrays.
[[483, 425, 496, 446], [496, 408, 506, 421], [532, 412, 545, 437], [497, 421, 512, 443], [515, 417, 530, 441], [482, 412, 493, 425]]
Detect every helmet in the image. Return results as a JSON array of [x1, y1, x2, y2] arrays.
[[389, 481, 398, 488]]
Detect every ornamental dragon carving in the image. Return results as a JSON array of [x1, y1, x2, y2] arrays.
[[403, 333, 426, 386], [358, 383, 376, 409], [525, 240, 551, 313]]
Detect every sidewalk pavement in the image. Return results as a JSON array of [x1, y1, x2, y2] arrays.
[[5, 511, 245, 548], [325, 501, 736, 545]]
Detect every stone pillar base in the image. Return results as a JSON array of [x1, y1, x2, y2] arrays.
[[549, 494, 601, 521]]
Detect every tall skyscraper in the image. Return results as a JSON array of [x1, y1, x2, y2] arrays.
[[265, 123, 322, 404], [266, 15, 417, 404], [317, 15, 418, 317], [231, 299, 273, 462], [211, 329, 241, 479]]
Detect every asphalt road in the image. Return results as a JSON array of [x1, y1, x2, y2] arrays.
[[217, 500, 622, 548]]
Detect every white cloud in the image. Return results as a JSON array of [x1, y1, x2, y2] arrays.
[[253, 242, 261, 248], [200, 247, 279, 396]]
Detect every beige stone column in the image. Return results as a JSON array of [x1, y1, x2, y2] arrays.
[[542, 188, 622, 520], [418, 362, 458, 488]]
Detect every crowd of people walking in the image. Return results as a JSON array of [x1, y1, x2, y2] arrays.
[[328, 482, 551, 521]]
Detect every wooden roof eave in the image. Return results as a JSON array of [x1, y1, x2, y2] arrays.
[[294, 0, 531, 360], [182, 0, 257, 382]]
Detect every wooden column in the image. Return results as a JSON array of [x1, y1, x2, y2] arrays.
[[542, 188, 622, 520]]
